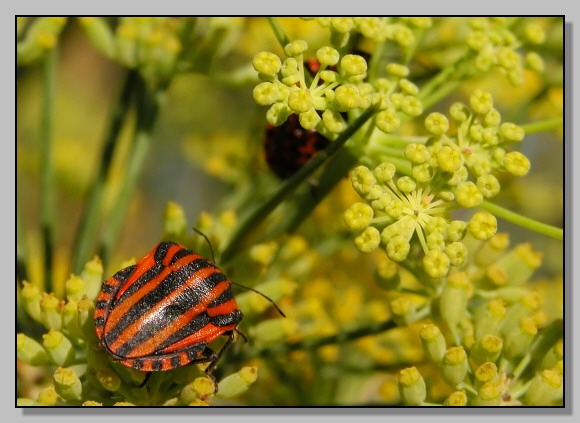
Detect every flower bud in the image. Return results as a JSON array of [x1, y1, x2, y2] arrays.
[[355, 226, 381, 253], [96, 368, 121, 392], [467, 211, 497, 240], [474, 299, 506, 340], [444, 390, 468, 406], [65, 274, 85, 302], [53, 367, 82, 401], [252, 51, 282, 77], [37, 385, 59, 406], [17, 333, 51, 366], [423, 249, 450, 279], [439, 270, 470, 326], [441, 347, 468, 387], [471, 335, 503, 365], [398, 367, 426, 406], [524, 369, 563, 406], [344, 202, 374, 231], [503, 316, 538, 359], [284, 40, 308, 57], [473, 362, 498, 388], [419, 324, 446, 363], [40, 293, 63, 330], [472, 380, 502, 406], [21, 281, 42, 322], [322, 110, 346, 133], [474, 233, 510, 267], [43, 330, 74, 366], [217, 367, 258, 399]]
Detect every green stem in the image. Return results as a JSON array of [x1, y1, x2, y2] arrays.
[[17, 193, 29, 284], [98, 80, 162, 269], [220, 105, 378, 264], [40, 47, 57, 293], [520, 117, 563, 134], [480, 200, 563, 241], [267, 17, 290, 49], [240, 318, 398, 361], [71, 69, 140, 274]]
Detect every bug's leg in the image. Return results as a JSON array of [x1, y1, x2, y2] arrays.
[[138, 371, 152, 388], [203, 331, 237, 393]]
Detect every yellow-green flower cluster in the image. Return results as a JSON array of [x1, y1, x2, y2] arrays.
[[311, 17, 432, 49], [252, 40, 372, 133], [78, 17, 183, 84], [391, 232, 561, 406], [17, 17, 68, 65], [344, 162, 497, 279], [466, 17, 546, 84]]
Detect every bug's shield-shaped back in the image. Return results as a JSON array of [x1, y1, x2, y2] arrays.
[[94, 242, 243, 372]]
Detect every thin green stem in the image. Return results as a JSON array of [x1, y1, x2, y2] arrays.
[[40, 47, 57, 293], [17, 193, 29, 284], [239, 318, 398, 361], [71, 69, 140, 274], [520, 117, 563, 134], [480, 200, 563, 241], [98, 81, 162, 269], [220, 105, 379, 264], [267, 17, 290, 50]]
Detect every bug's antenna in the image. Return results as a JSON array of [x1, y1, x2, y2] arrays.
[[230, 281, 286, 318], [192, 227, 216, 263]]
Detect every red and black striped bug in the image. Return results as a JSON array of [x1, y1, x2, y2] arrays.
[[94, 232, 282, 391]]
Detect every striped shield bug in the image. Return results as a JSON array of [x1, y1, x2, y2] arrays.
[[94, 231, 283, 391]]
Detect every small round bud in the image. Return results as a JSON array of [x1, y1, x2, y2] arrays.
[[499, 122, 525, 142], [477, 174, 501, 198], [322, 110, 346, 133], [423, 249, 450, 279], [436, 145, 463, 173], [400, 96, 423, 117], [386, 235, 411, 262], [341, 54, 367, 76], [373, 163, 397, 184], [316, 46, 340, 66], [386, 63, 409, 78], [468, 211, 497, 240], [253, 51, 282, 77], [288, 89, 313, 114], [355, 226, 381, 253], [469, 89, 493, 115], [253, 82, 279, 106], [405, 143, 430, 164], [504, 151, 530, 176], [376, 109, 400, 133], [284, 40, 308, 57], [455, 181, 483, 208], [425, 112, 449, 136]]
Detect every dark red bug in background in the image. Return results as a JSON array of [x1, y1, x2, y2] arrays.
[[264, 114, 331, 179], [94, 241, 243, 382], [263, 58, 336, 180]]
